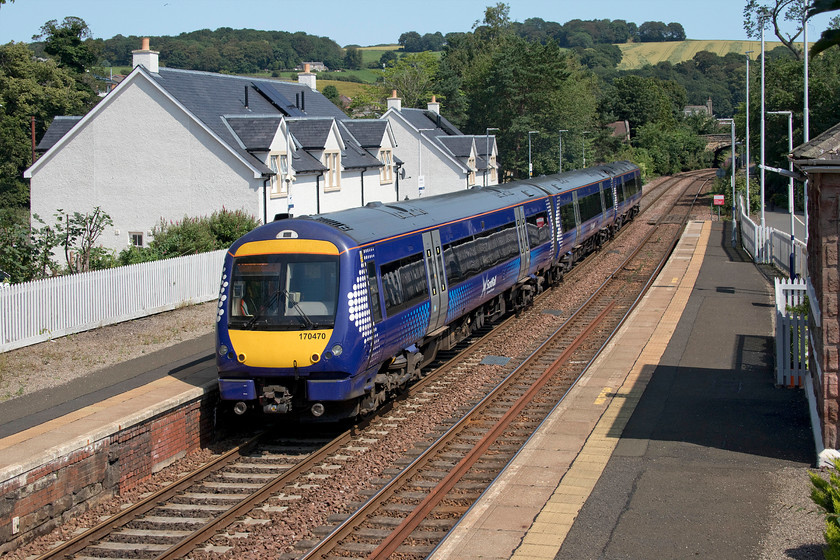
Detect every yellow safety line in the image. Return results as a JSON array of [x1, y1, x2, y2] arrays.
[[511, 221, 711, 560]]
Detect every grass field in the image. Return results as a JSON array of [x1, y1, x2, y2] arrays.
[[617, 39, 785, 70]]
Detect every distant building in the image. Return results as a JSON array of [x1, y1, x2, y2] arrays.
[[607, 120, 631, 143], [296, 61, 328, 72], [683, 97, 714, 117]]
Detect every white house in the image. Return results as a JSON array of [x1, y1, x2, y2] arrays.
[[382, 92, 498, 199], [24, 40, 397, 253]]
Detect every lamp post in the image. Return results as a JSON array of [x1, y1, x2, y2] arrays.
[[760, 9, 767, 238], [484, 127, 499, 187], [528, 130, 539, 178], [718, 118, 737, 247], [803, 6, 810, 243], [768, 110, 796, 276], [745, 50, 753, 214], [581, 131, 591, 168], [558, 129, 568, 173]]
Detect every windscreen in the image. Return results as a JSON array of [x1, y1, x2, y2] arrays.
[[228, 254, 339, 330]]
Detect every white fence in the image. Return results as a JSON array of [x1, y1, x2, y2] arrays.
[[774, 277, 808, 387], [0, 250, 226, 353], [737, 198, 807, 279]]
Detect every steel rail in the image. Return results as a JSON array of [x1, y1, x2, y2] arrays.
[[34, 432, 267, 560], [300, 171, 710, 559]]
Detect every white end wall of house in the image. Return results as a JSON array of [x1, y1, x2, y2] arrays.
[[29, 77, 261, 254], [387, 119, 467, 200]]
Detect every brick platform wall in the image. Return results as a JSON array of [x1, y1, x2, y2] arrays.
[[808, 170, 840, 449], [0, 393, 216, 553]]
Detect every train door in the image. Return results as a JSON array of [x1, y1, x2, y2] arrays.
[[422, 230, 448, 334], [514, 206, 530, 281]]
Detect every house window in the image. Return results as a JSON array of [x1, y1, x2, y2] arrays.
[[129, 232, 144, 247], [490, 155, 497, 183], [269, 153, 289, 197], [325, 151, 341, 191], [379, 148, 393, 184], [468, 156, 476, 187]]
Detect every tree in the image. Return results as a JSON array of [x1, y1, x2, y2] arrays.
[[322, 85, 342, 109], [0, 42, 97, 214], [463, 36, 599, 177], [809, 0, 840, 54], [344, 46, 362, 69], [398, 31, 422, 52], [33, 17, 98, 73], [743, 0, 808, 60], [54, 207, 113, 274], [379, 51, 439, 108], [379, 50, 398, 67], [600, 75, 683, 132]]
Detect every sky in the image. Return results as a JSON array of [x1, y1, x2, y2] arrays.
[[0, 0, 834, 47]]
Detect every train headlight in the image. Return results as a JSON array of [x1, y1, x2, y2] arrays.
[[219, 344, 229, 357], [331, 344, 343, 357]]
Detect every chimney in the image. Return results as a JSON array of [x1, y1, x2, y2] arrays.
[[132, 37, 159, 73], [298, 62, 316, 90], [427, 94, 440, 115], [387, 90, 402, 112]]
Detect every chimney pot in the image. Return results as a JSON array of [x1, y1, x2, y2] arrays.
[[132, 37, 159, 73], [304, 62, 311, 73], [387, 91, 402, 112], [427, 94, 440, 115]]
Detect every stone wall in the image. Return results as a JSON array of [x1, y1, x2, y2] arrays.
[[0, 394, 215, 553], [808, 170, 840, 448]]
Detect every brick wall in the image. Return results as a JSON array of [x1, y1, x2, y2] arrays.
[[808, 170, 840, 448], [0, 394, 216, 553]]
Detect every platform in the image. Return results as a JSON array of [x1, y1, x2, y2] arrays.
[[432, 220, 814, 559]]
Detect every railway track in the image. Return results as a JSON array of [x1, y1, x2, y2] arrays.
[[294, 171, 710, 560], [33, 170, 712, 560]]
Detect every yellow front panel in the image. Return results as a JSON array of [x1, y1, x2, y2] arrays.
[[234, 239, 339, 257], [228, 329, 334, 368]]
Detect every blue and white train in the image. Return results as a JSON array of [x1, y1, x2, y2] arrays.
[[215, 161, 642, 420]]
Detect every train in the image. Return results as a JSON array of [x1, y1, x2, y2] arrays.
[[215, 161, 642, 420]]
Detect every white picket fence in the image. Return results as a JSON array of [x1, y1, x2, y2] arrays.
[[0, 250, 226, 353], [774, 277, 808, 387]]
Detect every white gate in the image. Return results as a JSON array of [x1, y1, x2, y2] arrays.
[[774, 277, 808, 387]]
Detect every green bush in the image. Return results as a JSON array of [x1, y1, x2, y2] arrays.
[[810, 459, 840, 559], [117, 209, 260, 264]]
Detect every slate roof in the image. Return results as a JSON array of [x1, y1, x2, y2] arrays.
[[340, 119, 387, 148], [338, 122, 382, 170], [223, 116, 283, 151], [291, 149, 327, 173], [37, 116, 82, 151], [399, 108, 463, 136], [791, 121, 840, 163], [286, 118, 334, 149], [437, 136, 474, 158]]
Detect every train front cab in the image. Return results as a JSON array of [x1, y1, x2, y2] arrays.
[[216, 236, 374, 420]]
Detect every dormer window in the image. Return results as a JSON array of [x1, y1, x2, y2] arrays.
[[468, 156, 476, 187], [269, 153, 289, 197], [379, 148, 393, 184], [490, 155, 497, 183], [324, 151, 341, 191]]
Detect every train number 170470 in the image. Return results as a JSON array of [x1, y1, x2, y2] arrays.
[[299, 332, 327, 340]]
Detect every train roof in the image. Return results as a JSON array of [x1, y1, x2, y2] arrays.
[[243, 161, 639, 250]]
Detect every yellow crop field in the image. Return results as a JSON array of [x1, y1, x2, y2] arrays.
[[617, 40, 785, 70], [317, 79, 372, 98]]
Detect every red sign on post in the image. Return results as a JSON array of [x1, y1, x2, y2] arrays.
[[713, 195, 725, 206]]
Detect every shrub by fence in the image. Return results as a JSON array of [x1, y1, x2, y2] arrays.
[[0, 250, 225, 353]]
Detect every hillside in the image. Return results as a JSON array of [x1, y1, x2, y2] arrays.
[[617, 39, 785, 70]]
